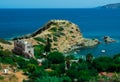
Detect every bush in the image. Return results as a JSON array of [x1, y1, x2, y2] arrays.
[[58, 27, 64, 31], [62, 76, 72, 82], [71, 36, 76, 38], [34, 37, 46, 43], [0, 45, 3, 50], [0, 38, 12, 45], [48, 51, 65, 64], [49, 27, 57, 32], [78, 70, 91, 82], [50, 63, 65, 75], [0, 76, 4, 80], [29, 67, 47, 80], [66, 69, 79, 79], [35, 76, 62, 82], [93, 56, 112, 72], [47, 70, 59, 76], [60, 32, 65, 36], [54, 43, 58, 46], [44, 38, 51, 52], [53, 36, 58, 42], [34, 45, 44, 58], [113, 54, 120, 59], [69, 31, 73, 33], [47, 34, 52, 38]]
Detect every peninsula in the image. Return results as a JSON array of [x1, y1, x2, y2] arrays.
[[11, 20, 99, 52]]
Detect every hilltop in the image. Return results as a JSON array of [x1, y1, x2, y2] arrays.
[[0, 20, 99, 52], [100, 3, 120, 9]]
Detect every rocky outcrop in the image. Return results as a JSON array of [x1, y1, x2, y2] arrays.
[[103, 36, 116, 43]]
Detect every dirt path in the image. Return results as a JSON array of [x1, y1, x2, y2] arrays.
[[13, 71, 28, 82]]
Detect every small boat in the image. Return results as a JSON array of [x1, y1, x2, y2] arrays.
[[101, 50, 106, 53]]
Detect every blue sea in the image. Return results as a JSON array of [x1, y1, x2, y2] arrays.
[[0, 9, 120, 57]]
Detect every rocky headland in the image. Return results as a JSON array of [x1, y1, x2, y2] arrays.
[[0, 20, 99, 52], [100, 3, 120, 9]]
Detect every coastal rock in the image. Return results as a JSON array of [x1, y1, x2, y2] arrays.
[[103, 36, 116, 43]]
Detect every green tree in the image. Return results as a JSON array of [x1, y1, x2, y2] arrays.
[[35, 76, 62, 82], [44, 38, 51, 53], [26, 64, 36, 73], [34, 45, 44, 58], [113, 54, 120, 59], [48, 51, 65, 64], [78, 70, 91, 82], [29, 67, 47, 81], [86, 53, 93, 63], [93, 56, 112, 72], [66, 69, 79, 80], [61, 76, 72, 82]]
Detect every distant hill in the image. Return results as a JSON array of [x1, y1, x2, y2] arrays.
[[100, 3, 120, 9]]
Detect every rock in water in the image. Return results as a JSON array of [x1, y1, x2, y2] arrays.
[[103, 36, 116, 43]]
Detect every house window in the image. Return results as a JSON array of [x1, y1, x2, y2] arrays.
[[27, 46, 31, 48]]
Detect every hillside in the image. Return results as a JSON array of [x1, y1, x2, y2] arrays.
[[101, 3, 120, 9], [1, 20, 99, 52]]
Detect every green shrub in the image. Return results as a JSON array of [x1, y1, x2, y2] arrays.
[[47, 70, 58, 76], [48, 51, 65, 64], [61, 76, 72, 82], [44, 38, 51, 52], [69, 31, 73, 33], [0, 76, 4, 80], [34, 37, 46, 43], [47, 34, 52, 38], [51, 48, 58, 51], [66, 69, 79, 79], [50, 63, 65, 75], [0, 38, 12, 45], [93, 56, 112, 72], [34, 45, 44, 58], [60, 32, 65, 36], [78, 70, 91, 82], [49, 27, 57, 32], [58, 27, 64, 31], [76, 28, 79, 32], [35, 76, 62, 82], [0, 45, 3, 50], [53, 36, 58, 42], [71, 36, 76, 38], [54, 43, 58, 46], [53, 32, 61, 37]]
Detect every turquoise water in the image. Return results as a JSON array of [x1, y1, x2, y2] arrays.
[[0, 9, 120, 56]]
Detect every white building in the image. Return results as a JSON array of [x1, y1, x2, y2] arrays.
[[13, 40, 34, 58]]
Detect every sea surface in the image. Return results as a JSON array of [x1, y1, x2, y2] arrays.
[[0, 9, 120, 57]]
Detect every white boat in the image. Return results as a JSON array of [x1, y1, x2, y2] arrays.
[[101, 50, 106, 53]]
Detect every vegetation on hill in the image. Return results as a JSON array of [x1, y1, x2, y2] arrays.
[[0, 38, 12, 45]]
